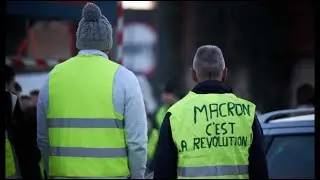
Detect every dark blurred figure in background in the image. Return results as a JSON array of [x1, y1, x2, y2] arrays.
[[25, 89, 44, 178], [296, 83, 314, 108], [4, 65, 42, 179], [5, 65, 16, 94], [156, 80, 180, 128], [20, 95, 32, 111], [147, 80, 180, 172], [5, 64, 22, 178], [13, 82, 22, 96], [30, 90, 40, 107], [24, 101, 43, 179]]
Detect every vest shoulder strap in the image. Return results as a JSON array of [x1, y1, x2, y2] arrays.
[[168, 91, 196, 114]]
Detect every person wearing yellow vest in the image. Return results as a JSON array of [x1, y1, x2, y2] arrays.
[[153, 45, 268, 179], [37, 3, 148, 179], [147, 81, 179, 168], [5, 65, 20, 179], [5, 91, 18, 179], [155, 81, 180, 128]]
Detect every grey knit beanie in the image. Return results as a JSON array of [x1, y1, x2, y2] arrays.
[[76, 2, 113, 51]]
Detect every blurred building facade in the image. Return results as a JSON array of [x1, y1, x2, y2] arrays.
[[155, 1, 314, 112]]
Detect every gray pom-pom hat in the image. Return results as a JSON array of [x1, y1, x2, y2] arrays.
[[76, 2, 113, 51]]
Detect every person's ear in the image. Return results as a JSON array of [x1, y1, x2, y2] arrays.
[[221, 68, 228, 82], [191, 68, 199, 83]]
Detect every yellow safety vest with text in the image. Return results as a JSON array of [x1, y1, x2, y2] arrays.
[[47, 55, 129, 178], [168, 91, 255, 179]]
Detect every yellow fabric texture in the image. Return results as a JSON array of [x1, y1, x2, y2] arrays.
[[6, 138, 16, 178]]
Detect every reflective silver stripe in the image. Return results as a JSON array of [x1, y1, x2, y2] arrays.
[[48, 118, 124, 129], [50, 147, 127, 158], [178, 165, 248, 177], [6, 174, 16, 179]]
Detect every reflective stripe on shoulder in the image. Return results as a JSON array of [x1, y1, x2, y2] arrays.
[[49, 147, 127, 158], [48, 118, 124, 129], [177, 165, 248, 177]]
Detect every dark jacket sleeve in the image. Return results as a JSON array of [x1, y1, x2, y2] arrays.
[[12, 99, 25, 127], [5, 92, 14, 141], [7, 98, 25, 145], [13, 103, 42, 179], [153, 112, 178, 179], [248, 115, 269, 179]]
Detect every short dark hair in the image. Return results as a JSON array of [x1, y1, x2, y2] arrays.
[[164, 80, 176, 94], [4, 65, 15, 84], [14, 82, 22, 93], [30, 90, 40, 96], [20, 95, 30, 100], [296, 83, 314, 106]]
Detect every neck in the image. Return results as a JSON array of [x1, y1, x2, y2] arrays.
[[198, 78, 222, 83], [78, 49, 109, 59]]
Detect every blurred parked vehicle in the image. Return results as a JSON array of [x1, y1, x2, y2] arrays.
[[260, 108, 314, 179]]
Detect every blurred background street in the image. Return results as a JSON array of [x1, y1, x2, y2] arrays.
[[6, 1, 314, 114], [5, 1, 315, 179]]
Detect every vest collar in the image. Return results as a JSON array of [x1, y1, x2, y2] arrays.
[[192, 80, 233, 94], [78, 49, 109, 59]]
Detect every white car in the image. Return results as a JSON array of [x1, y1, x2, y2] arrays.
[[258, 108, 314, 123]]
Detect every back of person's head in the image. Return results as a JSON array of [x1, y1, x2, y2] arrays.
[[20, 95, 30, 101], [20, 95, 31, 110], [161, 80, 180, 105], [14, 82, 22, 95], [76, 2, 113, 53], [164, 79, 177, 94], [296, 83, 314, 106], [29, 89, 40, 107], [14, 82, 22, 92], [192, 45, 226, 82], [30, 90, 40, 97]]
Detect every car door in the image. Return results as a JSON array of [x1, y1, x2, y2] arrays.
[[263, 122, 314, 179]]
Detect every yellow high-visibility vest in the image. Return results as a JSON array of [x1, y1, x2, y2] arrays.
[[6, 93, 17, 179], [147, 105, 168, 160], [168, 91, 255, 179], [147, 129, 159, 160], [155, 105, 169, 129], [47, 55, 129, 178], [6, 131, 16, 179]]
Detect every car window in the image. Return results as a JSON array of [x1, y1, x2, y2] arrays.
[[266, 135, 314, 179], [263, 135, 272, 152]]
